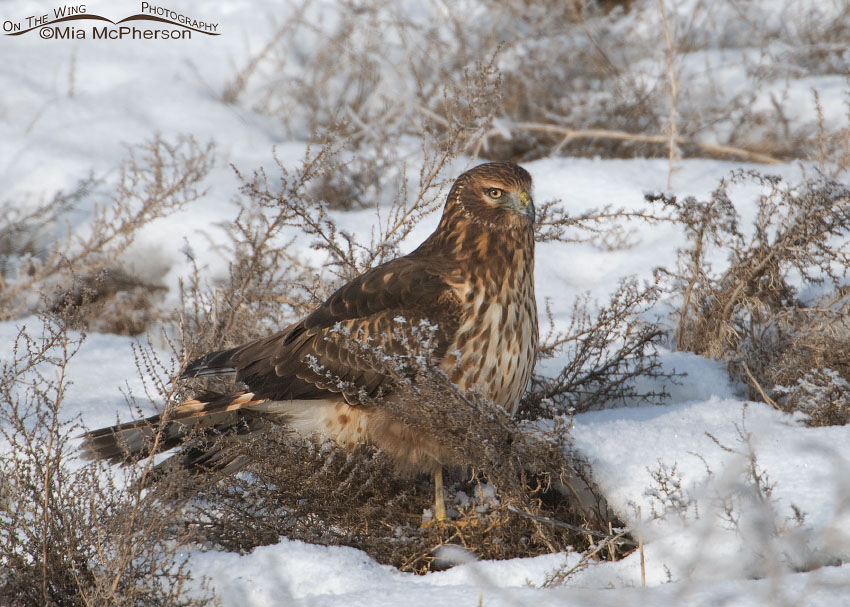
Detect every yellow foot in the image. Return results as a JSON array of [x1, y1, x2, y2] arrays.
[[421, 467, 447, 528], [434, 467, 447, 522], [420, 516, 443, 529]]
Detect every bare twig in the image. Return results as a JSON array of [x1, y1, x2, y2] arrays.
[[638, 506, 646, 587], [657, 0, 681, 187], [468, 120, 783, 164], [741, 361, 782, 411], [507, 505, 636, 547]]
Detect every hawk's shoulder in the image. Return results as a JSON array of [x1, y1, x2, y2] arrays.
[[226, 253, 464, 402], [302, 253, 460, 331]]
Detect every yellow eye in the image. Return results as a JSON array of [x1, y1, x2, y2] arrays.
[[486, 188, 503, 199]]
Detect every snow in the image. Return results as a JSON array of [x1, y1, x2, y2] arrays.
[[9, 317, 846, 604], [575, 398, 850, 580], [3, 0, 850, 605]]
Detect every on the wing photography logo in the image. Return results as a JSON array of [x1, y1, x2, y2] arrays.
[[3, 3, 219, 40]]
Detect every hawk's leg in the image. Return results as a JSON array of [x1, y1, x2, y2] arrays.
[[434, 467, 447, 522]]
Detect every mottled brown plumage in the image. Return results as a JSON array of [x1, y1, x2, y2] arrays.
[[82, 162, 537, 487]]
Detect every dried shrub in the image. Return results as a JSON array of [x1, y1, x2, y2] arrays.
[[165, 140, 674, 569], [0, 178, 89, 284], [53, 267, 169, 336], [635, 413, 826, 582], [519, 195, 677, 419], [645, 461, 695, 522], [225, 3, 505, 147], [0, 136, 213, 334], [812, 91, 850, 179], [0, 315, 211, 607], [534, 197, 671, 250], [521, 278, 673, 418], [221, 0, 850, 163], [190, 435, 608, 573], [656, 171, 850, 425], [185, 322, 626, 572], [744, 294, 850, 426]]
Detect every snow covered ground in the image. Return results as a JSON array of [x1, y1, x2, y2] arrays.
[[5, 316, 850, 604], [2, 0, 850, 605]]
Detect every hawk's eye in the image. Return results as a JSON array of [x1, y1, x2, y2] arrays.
[[486, 188, 503, 200]]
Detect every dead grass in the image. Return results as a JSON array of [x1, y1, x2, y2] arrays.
[[0, 136, 213, 334], [0, 315, 211, 607], [6, 1, 850, 594], [184, 331, 628, 572], [656, 171, 850, 426], [522, 278, 674, 418], [218, 0, 850, 163], [166, 136, 652, 570]]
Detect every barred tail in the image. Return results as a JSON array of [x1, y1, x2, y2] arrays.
[[79, 392, 266, 476]]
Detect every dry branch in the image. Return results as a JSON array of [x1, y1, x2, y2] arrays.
[[473, 121, 783, 165]]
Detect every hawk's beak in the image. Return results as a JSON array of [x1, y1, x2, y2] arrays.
[[519, 191, 535, 223]]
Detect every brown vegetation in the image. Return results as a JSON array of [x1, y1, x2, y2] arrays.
[[172, 136, 640, 570], [2, 0, 850, 602], [655, 171, 850, 426], [222, 0, 850, 163], [0, 316, 209, 607], [0, 136, 213, 335]]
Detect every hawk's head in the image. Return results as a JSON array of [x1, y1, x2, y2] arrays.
[[448, 162, 534, 229]]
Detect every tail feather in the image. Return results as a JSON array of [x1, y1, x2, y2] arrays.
[[80, 392, 265, 472], [180, 347, 241, 379]]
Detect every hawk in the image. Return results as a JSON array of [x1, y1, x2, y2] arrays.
[[82, 162, 538, 520]]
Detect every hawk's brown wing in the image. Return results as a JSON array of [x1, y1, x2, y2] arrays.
[[184, 254, 463, 403]]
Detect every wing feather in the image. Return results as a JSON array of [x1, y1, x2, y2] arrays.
[[186, 255, 463, 403]]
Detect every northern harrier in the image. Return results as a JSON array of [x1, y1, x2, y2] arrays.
[[82, 162, 538, 520]]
